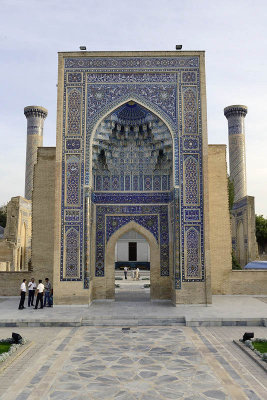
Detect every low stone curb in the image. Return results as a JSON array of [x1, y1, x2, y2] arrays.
[[186, 318, 265, 327], [0, 341, 33, 374], [233, 339, 267, 373], [82, 317, 186, 326], [0, 317, 265, 328], [0, 321, 81, 327]]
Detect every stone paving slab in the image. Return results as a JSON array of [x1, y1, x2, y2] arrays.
[[0, 295, 267, 327], [0, 326, 266, 399]]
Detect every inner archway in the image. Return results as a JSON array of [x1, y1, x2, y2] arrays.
[[90, 100, 174, 302], [115, 229, 150, 302], [105, 221, 171, 301]]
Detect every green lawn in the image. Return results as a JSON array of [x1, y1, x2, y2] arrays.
[[0, 343, 11, 354], [252, 341, 267, 354]]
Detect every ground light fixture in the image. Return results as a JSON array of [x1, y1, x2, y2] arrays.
[[176, 45, 182, 50], [79, 46, 86, 50], [12, 332, 22, 343], [243, 332, 254, 341]]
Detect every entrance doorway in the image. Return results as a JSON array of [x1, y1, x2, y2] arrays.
[[115, 230, 150, 302], [129, 242, 137, 261]]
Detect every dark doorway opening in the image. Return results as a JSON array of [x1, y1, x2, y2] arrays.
[[128, 242, 137, 261]]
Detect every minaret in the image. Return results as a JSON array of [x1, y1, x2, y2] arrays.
[[24, 106, 48, 200], [224, 105, 248, 202]]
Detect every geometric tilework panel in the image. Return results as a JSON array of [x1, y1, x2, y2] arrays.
[[66, 155, 80, 206], [106, 215, 159, 243], [92, 192, 172, 204], [67, 88, 82, 135], [95, 204, 169, 277], [183, 155, 199, 205], [185, 226, 201, 279], [65, 226, 79, 278], [182, 87, 197, 134], [94, 174, 170, 192]]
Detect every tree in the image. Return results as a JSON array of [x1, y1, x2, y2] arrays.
[[0, 207, 7, 228], [255, 214, 267, 252], [228, 176, 235, 211], [232, 251, 241, 270]]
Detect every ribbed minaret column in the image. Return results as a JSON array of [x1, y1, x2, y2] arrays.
[[224, 105, 248, 202], [24, 106, 48, 200]]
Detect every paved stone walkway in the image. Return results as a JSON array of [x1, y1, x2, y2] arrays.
[[0, 326, 266, 399], [1, 295, 267, 327]]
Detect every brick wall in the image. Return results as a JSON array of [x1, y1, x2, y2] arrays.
[[0, 271, 33, 295], [230, 270, 267, 294], [0, 148, 56, 296], [31, 147, 56, 284], [208, 145, 232, 294]]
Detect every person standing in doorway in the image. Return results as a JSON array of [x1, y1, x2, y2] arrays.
[[124, 266, 128, 280], [44, 278, 51, 307], [18, 279, 27, 310], [28, 278, 36, 307], [136, 267, 140, 280], [35, 280, 44, 309]]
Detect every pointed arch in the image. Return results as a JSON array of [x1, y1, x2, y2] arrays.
[[105, 221, 165, 300], [107, 220, 159, 250], [86, 96, 177, 188]]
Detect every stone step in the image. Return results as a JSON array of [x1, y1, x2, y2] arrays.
[[81, 317, 186, 326]]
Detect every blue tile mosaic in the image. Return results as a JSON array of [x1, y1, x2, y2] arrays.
[[60, 55, 205, 288], [95, 204, 169, 277]]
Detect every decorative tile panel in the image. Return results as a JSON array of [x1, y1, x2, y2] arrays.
[[68, 73, 82, 83], [66, 139, 81, 150], [106, 215, 159, 243], [184, 226, 201, 279], [66, 88, 82, 135], [87, 72, 177, 84], [65, 155, 80, 206], [60, 54, 205, 289], [64, 210, 80, 222], [93, 174, 170, 192], [182, 71, 197, 83], [65, 56, 199, 69], [183, 137, 199, 151], [182, 87, 197, 134], [184, 209, 201, 222], [65, 226, 80, 278], [92, 192, 172, 204], [144, 175, 152, 191], [94, 203, 169, 277], [183, 155, 199, 205]]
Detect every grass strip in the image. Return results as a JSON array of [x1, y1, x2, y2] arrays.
[[0, 343, 11, 354], [253, 341, 267, 354]]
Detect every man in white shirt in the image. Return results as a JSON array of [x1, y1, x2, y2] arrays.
[[28, 278, 37, 307], [18, 279, 27, 310], [34, 280, 45, 309]]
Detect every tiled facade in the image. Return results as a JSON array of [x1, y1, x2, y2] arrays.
[[55, 51, 209, 304]]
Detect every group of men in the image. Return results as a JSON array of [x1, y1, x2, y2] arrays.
[[123, 267, 140, 280], [18, 277, 52, 310]]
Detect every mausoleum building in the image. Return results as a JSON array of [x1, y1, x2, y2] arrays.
[[0, 50, 265, 303]]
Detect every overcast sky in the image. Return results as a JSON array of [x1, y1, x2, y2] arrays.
[[0, 0, 267, 216]]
